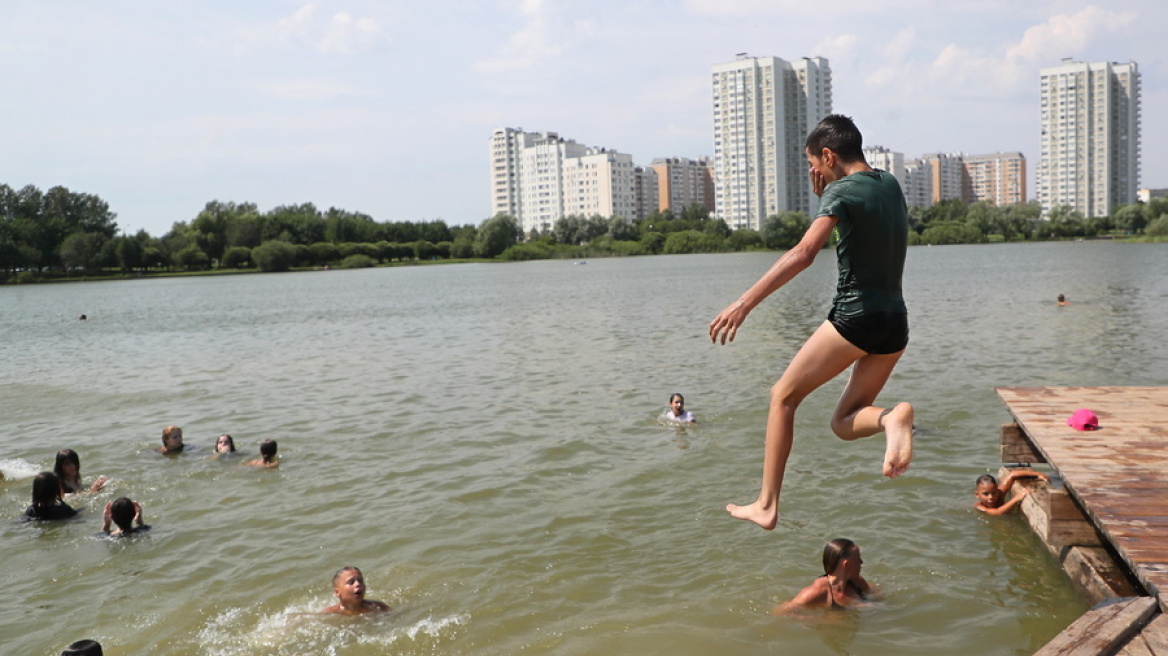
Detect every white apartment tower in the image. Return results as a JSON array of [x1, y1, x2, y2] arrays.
[[862, 146, 906, 183], [903, 158, 933, 209], [711, 54, 831, 230], [489, 128, 638, 235], [1038, 59, 1140, 217]]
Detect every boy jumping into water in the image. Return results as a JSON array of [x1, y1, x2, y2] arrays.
[[709, 114, 915, 530]]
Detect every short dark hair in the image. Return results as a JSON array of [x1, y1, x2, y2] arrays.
[[62, 639, 103, 656], [669, 393, 684, 403], [805, 114, 865, 162], [259, 439, 278, 461], [333, 566, 361, 586], [110, 497, 136, 532], [975, 474, 998, 487]]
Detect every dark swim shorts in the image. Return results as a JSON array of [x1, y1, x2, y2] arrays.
[[828, 308, 909, 355]]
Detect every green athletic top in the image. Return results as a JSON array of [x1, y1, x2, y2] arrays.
[[815, 169, 908, 317]]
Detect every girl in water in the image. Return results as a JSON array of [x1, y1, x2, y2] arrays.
[[244, 439, 279, 468], [213, 434, 237, 454], [25, 472, 78, 521], [774, 539, 877, 613], [53, 449, 108, 495], [662, 393, 696, 424]]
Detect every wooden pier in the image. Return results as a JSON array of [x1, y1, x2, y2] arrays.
[[995, 386, 1168, 655]]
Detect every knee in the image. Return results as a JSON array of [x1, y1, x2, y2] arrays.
[[828, 414, 852, 440], [769, 382, 804, 411]]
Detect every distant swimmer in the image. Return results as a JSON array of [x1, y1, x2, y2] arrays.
[[662, 393, 696, 424], [25, 472, 78, 521], [974, 469, 1049, 516], [1057, 294, 1070, 306], [102, 497, 149, 537], [61, 640, 103, 656], [244, 439, 279, 468], [156, 425, 184, 455], [773, 539, 878, 614], [321, 567, 391, 615], [709, 114, 914, 531], [214, 434, 237, 454], [54, 448, 108, 495]]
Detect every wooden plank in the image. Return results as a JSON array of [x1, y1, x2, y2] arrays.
[[1003, 422, 1046, 463], [1139, 613, 1168, 654], [1034, 597, 1158, 656]]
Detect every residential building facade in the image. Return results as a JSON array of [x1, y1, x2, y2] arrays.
[[1038, 59, 1140, 217], [711, 54, 831, 230], [649, 157, 715, 215], [489, 128, 640, 235], [964, 152, 1027, 206]]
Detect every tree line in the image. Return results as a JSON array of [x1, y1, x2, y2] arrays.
[[3, 181, 1166, 283]]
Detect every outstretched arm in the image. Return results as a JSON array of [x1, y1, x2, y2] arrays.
[[102, 502, 112, 532], [999, 469, 1049, 494], [709, 215, 837, 345], [978, 487, 1031, 516]]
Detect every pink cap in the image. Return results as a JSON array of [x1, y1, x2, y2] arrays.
[[1066, 408, 1099, 431]]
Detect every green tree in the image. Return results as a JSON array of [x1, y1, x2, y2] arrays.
[[1112, 204, 1148, 234], [115, 235, 144, 272], [761, 212, 810, 249], [173, 245, 210, 270], [58, 232, 108, 273], [309, 242, 341, 265], [252, 240, 298, 272], [221, 246, 252, 269], [474, 214, 520, 258]]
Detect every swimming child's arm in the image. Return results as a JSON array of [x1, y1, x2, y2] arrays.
[[772, 579, 829, 614], [999, 469, 1048, 494], [976, 487, 1030, 515]]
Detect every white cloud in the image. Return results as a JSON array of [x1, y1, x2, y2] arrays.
[[474, 2, 596, 74], [1005, 5, 1137, 62], [233, 3, 388, 55]]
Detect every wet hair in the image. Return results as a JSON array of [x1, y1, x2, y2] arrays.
[[162, 425, 184, 450], [333, 566, 361, 587], [110, 497, 136, 532], [32, 472, 63, 507], [669, 393, 684, 404], [62, 640, 103, 656], [805, 114, 865, 162], [216, 434, 237, 453], [822, 538, 858, 575], [1057, 294, 1066, 302], [53, 449, 82, 488], [975, 474, 998, 488], [259, 439, 278, 462]]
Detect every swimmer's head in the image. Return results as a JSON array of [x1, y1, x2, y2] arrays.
[[110, 497, 136, 532], [669, 393, 685, 415], [54, 449, 81, 479], [1058, 294, 1066, 302], [332, 566, 367, 605], [215, 434, 236, 453], [161, 426, 184, 452], [61, 640, 102, 656], [822, 538, 859, 576], [32, 472, 63, 506], [975, 475, 1003, 507], [258, 439, 277, 462]]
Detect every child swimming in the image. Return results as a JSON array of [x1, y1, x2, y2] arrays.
[[156, 425, 184, 454], [321, 567, 391, 615], [25, 472, 78, 520], [244, 439, 278, 468], [773, 538, 877, 613], [102, 497, 148, 536]]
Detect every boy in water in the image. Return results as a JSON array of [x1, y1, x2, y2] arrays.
[[245, 439, 279, 468], [102, 497, 148, 536], [974, 469, 1049, 515], [709, 114, 915, 530], [321, 566, 391, 614]]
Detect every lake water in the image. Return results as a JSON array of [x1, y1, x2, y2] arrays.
[[2, 241, 1166, 656]]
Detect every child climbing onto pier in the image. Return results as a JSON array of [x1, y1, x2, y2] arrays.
[[973, 469, 1049, 516], [709, 114, 914, 531]]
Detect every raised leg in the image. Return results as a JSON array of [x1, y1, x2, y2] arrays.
[[829, 351, 913, 477]]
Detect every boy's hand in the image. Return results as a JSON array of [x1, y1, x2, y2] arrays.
[[809, 167, 827, 197]]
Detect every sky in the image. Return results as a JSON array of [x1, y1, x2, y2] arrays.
[[2, 0, 1164, 236]]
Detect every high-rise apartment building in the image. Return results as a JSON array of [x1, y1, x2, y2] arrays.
[[1038, 59, 1140, 217], [711, 54, 831, 230], [863, 146, 906, 182], [649, 157, 715, 215], [902, 159, 932, 209], [489, 128, 639, 235], [964, 153, 1026, 206], [921, 153, 969, 205]]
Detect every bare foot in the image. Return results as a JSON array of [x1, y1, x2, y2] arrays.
[[726, 501, 778, 530], [881, 402, 914, 478]]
